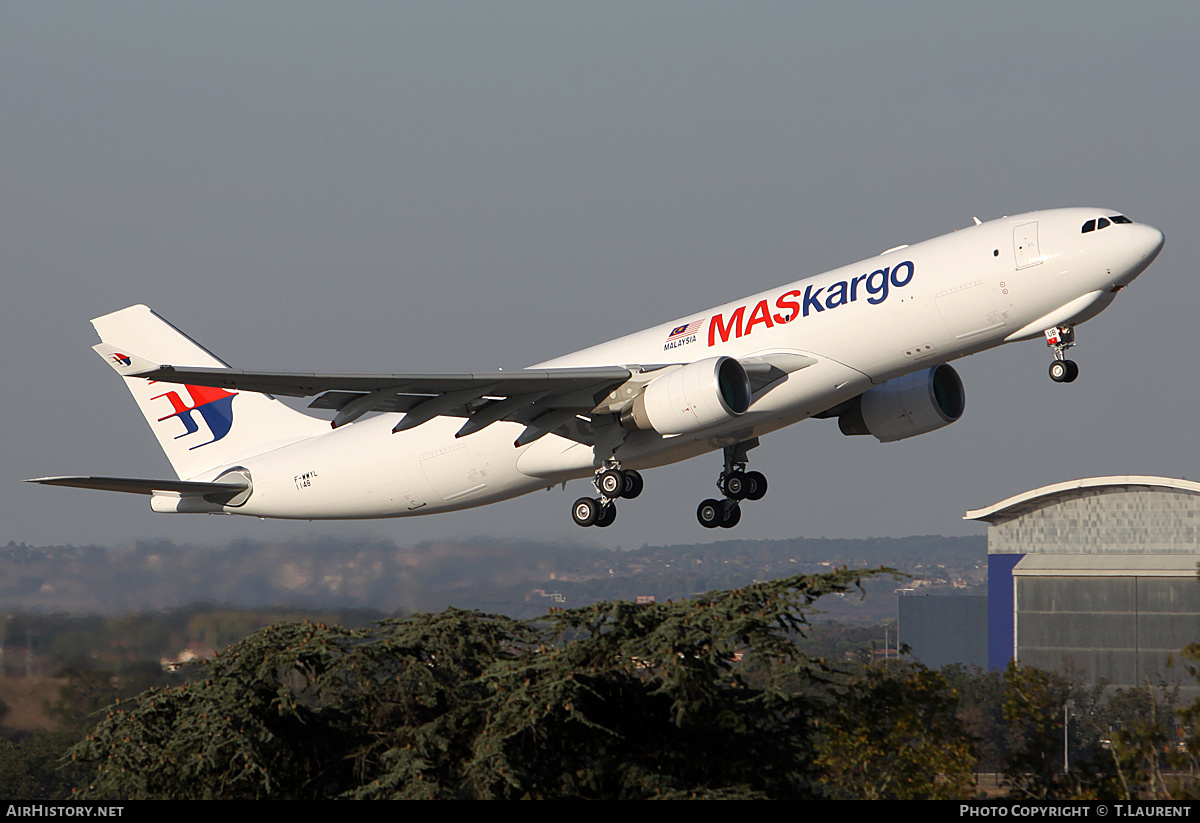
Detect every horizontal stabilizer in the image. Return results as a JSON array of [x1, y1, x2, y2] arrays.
[[26, 475, 249, 497]]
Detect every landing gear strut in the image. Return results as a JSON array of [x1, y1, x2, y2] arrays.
[[697, 439, 767, 529], [1045, 326, 1079, 383], [571, 461, 643, 528]]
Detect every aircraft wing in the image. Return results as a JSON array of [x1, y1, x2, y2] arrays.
[[127, 363, 634, 398], [121, 353, 814, 445], [124, 361, 636, 443]]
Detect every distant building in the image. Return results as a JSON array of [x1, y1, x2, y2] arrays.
[[966, 476, 1200, 696], [899, 595, 987, 669]]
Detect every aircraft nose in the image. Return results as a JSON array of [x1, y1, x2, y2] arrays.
[[1114, 223, 1164, 287], [1141, 224, 1166, 263]]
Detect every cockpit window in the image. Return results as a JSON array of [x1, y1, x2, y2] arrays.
[[1082, 215, 1131, 233]]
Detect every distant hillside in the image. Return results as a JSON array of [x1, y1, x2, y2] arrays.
[[0, 533, 986, 618]]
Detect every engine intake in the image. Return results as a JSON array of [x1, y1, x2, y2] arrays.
[[620, 356, 751, 435], [838, 364, 965, 442]]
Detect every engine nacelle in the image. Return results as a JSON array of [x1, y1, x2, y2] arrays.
[[620, 356, 752, 435], [838, 364, 965, 443]]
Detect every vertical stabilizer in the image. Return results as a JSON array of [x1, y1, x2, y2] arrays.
[[91, 305, 327, 479]]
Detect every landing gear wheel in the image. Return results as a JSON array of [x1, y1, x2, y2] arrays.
[[721, 471, 749, 501], [594, 502, 617, 528], [598, 469, 624, 497], [1049, 360, 1078, 383], [621, 469, 644, 500], [719, 503, 741, 528], [697, 499, 723, 529], [572, 497, 599, 527], [1045, 326, 1079, 383], [744, 471, 768, 501], [703, 439, 760, 529]]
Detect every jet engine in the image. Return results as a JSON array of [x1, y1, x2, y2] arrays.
[[620, 356, 752, 435], [836, 364, 965, 443]]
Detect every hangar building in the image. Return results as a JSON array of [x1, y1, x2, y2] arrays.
[[965, 476, 1200, 696]]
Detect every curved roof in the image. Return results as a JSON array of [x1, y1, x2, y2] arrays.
[[964, 476, 1200, 525]]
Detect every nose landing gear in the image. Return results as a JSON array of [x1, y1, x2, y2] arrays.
[[1045, 326, 1079, 383], [1049, 359, 1079, 383]]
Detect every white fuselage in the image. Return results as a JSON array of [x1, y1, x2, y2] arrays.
[[205, 208, 1163, 519]]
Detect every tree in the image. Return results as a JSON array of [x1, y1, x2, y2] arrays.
[[1103, 683, 1182, 800], [1002, 662, 1071, 799], [1168, 644, 1200, 797], [72, 568, 919, 799], [814, 663, 976, 799], [941, 663, 1009, 773]]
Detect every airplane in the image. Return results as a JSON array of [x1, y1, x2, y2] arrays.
[[29, 208, 1164, 530]]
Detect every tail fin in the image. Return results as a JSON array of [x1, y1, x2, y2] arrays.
[[91, 305, 327, 479]]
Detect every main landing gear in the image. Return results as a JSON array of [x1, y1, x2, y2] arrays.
[[1045, 325, 1079, 383], [571, 462, 643, 528], [697, 439, 767, 529], [568, 440, 768, 530]]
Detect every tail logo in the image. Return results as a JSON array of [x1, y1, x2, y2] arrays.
[[150, 384, 237, 450], [110, 353, 132, 367]]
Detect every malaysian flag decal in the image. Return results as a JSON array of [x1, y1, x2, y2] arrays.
[[666, 319, 704, 341]]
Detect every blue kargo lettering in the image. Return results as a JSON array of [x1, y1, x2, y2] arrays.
[[865, 268, 890, 304], [802, 285, 825, 316]]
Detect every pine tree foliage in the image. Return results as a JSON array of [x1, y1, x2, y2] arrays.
[[73, 568, 910, 799]]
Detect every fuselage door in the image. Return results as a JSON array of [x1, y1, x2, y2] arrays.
[[1013, 221, 1041, 269]]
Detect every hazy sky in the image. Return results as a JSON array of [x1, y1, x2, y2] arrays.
[[4, 2, 1198, 551]]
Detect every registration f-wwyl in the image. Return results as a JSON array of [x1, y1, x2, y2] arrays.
[[31, 208, 1164, 529]]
